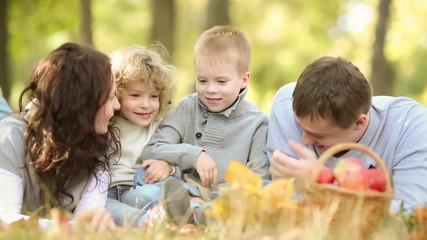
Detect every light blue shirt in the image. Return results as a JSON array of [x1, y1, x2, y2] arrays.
[[0, 96, 12, 118], [267, 82, 427, 212]]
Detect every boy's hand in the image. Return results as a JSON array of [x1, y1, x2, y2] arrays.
[[141, 159, 172, 183], [196, 151, 218, 187], [74, 207, 116, 233], [270, 140, 317, 187]]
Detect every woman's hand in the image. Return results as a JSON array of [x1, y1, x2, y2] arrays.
[[74, 207, 116, 233]]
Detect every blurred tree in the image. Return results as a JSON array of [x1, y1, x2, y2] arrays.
[[0, 0, 10, 101], [80, 0, 93, 46], [371, 0, 393, 95], [205, 0, 230, 29], [151, 0, 175, 58], [236, 0, 342, 111], [3, 0, 426, 111]]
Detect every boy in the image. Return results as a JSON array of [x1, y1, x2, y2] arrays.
[[267, 56, 427, 212], [141, 25, 270, 223]]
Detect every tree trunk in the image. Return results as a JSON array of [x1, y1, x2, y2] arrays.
[[151, 0, 175, 58], [80, 0, 93, 46], [205, 0, 230, 30], [0, 0, 10, 100], [371, 0, 393, 96]]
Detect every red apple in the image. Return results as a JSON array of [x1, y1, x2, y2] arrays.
[[335, 157, 370, 190], [308, 166, 335, 184], [367, 168, 387, 192], [335, 157, 364, 181]]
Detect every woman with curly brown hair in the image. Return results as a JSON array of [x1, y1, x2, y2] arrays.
[[0, 42, 120, 232]]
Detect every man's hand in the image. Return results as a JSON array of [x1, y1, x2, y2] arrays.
[[270, 140, 318, 188], [74, 207, 116, 233], [141, 159, 172, 184], [196, 151, 218, 187]]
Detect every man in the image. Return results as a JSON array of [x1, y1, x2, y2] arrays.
[[267, 56, 427, 212]]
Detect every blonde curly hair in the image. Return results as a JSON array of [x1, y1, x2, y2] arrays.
[[110, 44, 176, 120]]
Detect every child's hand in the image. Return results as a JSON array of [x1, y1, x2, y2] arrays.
[[141, 159, 173, 183], [196, 151, 218, 187]]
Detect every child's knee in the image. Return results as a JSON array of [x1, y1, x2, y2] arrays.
[[134, 168, 148, 186], [137, 184, 161, 202]]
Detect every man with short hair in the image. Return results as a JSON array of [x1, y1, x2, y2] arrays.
[[267, 56, 427, 212]]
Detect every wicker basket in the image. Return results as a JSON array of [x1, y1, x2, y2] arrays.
[[304, 142, 393, 239]]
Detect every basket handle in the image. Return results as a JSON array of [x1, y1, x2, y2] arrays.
[[308, 142, 392, 192]]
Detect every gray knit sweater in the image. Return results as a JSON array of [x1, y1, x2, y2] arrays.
[[142, 88, 270, 186], [0, 115, 90, 212]]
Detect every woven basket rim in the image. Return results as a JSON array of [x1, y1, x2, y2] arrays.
[[304, 143, 393, 239], [306, 179, 394, 198], [306, 142, 393, 194]]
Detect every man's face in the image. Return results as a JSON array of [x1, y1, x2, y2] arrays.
[[295, 114, 363, 152]]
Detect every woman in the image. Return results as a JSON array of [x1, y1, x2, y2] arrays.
[[0, 43, 120, 232]]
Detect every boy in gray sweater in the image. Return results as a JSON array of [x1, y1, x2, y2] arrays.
[[139, 25, 270, 225]]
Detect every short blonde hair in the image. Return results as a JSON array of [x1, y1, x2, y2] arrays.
[[111, 44, 176, 120], [194, 25, 252, 75]]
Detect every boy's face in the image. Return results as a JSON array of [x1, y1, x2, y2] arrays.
[[294, 114, 365, 152], [118, 80, 160, 127], [195, 59, 249, 113]]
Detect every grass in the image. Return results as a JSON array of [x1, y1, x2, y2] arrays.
[[1, 207, 423, 240], [1, 162, 425, 240]]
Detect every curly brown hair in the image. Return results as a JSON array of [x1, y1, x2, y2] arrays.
[[18, 43, 119, 206]]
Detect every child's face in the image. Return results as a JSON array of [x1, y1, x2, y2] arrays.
[[195, 59, 249, 113], [118, 80, 160, 127]]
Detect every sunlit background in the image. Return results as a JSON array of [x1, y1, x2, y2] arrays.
[[2, 0, 426, 114]]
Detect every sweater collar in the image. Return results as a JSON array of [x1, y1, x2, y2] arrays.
[[198, 87, 248, 118]]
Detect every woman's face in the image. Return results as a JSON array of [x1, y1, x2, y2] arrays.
[[94, 81, 120, 134]]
